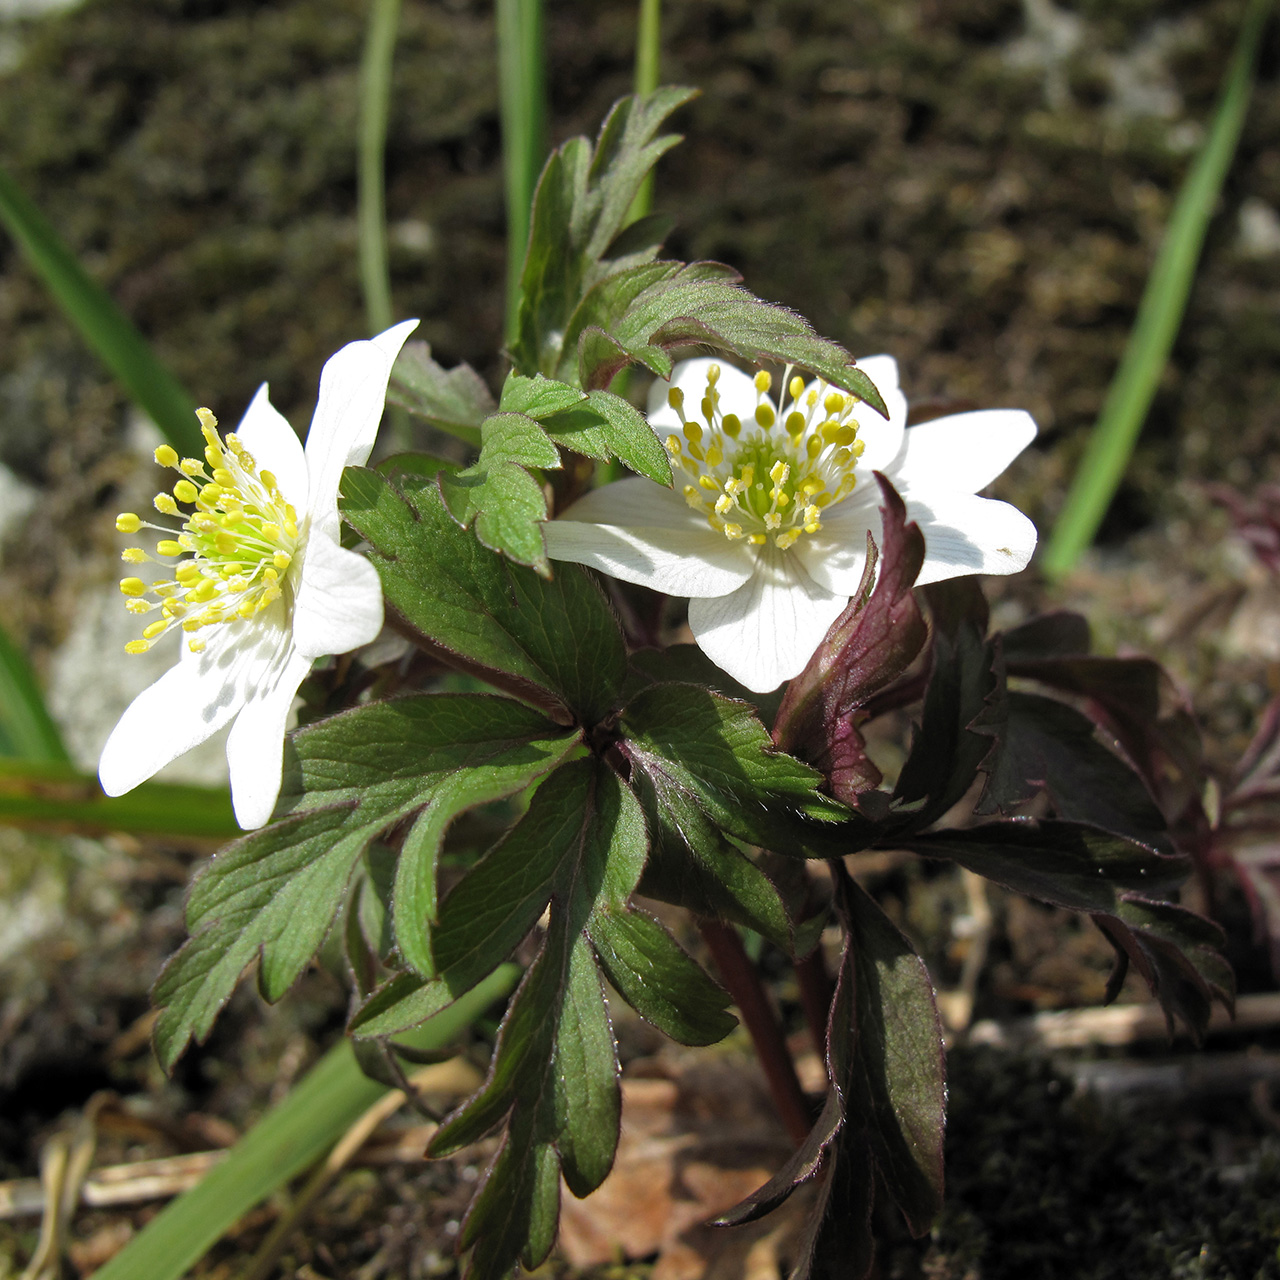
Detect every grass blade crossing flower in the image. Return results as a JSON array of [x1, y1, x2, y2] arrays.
[[99, 320, 418, 828], [544, 356, 1037, 692]]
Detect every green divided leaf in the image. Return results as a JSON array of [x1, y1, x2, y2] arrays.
[[501, 372, 671, 484], [425, 756, 649, 1278], [562, 259, 888, 415], [511, 86, 698, 380], [386, 340, 495, 447], [152, 694, 578, 1068], [620, 681, 849, 858], [588, 906, 736, 1046], [438, 410, 562, 570], [340, 466, 628, 725]]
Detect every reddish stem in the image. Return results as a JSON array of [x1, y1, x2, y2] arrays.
[[698, 920, 813, 1148]]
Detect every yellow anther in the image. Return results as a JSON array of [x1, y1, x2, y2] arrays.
[[851, 439, 866, 458], [665, 436, 682, 457], [162, 599, 187, 618], [755, 404, 775, 429], [264, 567, 279, 584], [705, 443, 723, 467], [122, 548, 148, 564], [776, 529, 800, 550], [180, 458, 204, 477], [125, 640, 150, 655], [804, 518, 822, 534], [204, 446, 221, 469], [284, 518, 298, 539], [789, 375, 805, 401], [154, 492, 179, 516], [701, 396, 715, 423], [814, 492, 834, 508], [707, 364, 721, 385], [237, 600, 256, 619], [686, 441, 705, 462], [754, 370, 772, 394], [262, 522, 281, 542], [683, 485, 702, 509], [196, 407, 219, 434], [221, 563, 243, 577], [142, 620, 168, 640], [824, 391, 846, 415], [784, 412, 805, 439], [157, 539, 184, 557], [227, 576, 247, 592], [154, 444, 179, 468], [769, 460, 790, 485], [273, 551, 292, 570], [668, 386, 684, 410], [698, 475, 718, 492], [748, 532, 767, 546], [216, 532, 237, 554], [833, 448, 852, 467], [260, 469, 277, 492], [126, 599, 151, 615], [802, 478, 826, 496], [740, 464, 755, 487], [174, 479, 199, 504], [212, 468, 236, 488], [683, 421, 703, 446], [200, 484, 223, 506], [152, 582, 177, 597], [806, 389, 819, 408], [188, 639, 206, 654], [723, 523, 743, 540], [806, 436, 823, 459], [832, 424, 857, 447], [765, 513, 781, 530], [804, 504, 822, 524], [191, 578, 218, 603], [116, 512, 141, 533], [219, 509, 244, 528], [722, 413, 741, 439], [119, 578, 146, 597], [714, 494, 734, 515]]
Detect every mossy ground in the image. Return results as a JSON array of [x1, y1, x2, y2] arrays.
[[2, 0, 1280, 1276]]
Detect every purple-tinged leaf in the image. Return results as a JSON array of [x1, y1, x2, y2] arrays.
[[906, 819, 1232, 1039], [1000, 609, 1091, 662], [774, 476, 928, 806], [978, 691, 1172, 854]]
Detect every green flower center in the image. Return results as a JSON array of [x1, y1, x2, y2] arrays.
[[115, 408, 301, 655], [664, 364, 866, 550]]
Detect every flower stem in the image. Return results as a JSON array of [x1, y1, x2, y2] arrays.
[[698, 920, 813, 1147]]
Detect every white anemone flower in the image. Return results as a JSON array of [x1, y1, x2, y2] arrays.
[[99, 319, 417, 828], [543, 355, 1038, 693]]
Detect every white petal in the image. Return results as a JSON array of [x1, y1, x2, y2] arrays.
[[846, 354, 906, 473], [292, 531, 385, 660], [893, 409, 1037, 496], [686, 550, 848, 692], [646, 357, 762, 433], [544, 520, 754, 597], [97, 623, 277, 797], [558, 477, 719, 531], [791, 498, 877, 596], [908, 492, 1039, 585], [304, 319, 418, 539], [225, 646, 314, 829], [233, 384, 309, 509]]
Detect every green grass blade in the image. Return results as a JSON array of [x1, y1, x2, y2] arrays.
[[0, 623, 70, 763], [91, 965, 520, 1280], [0, 162, 201, 457], [0, 758, 238, 838], [358, 0, 402, 338], [627, 0, 663, 223], [497, 0, 547, 342], [1042, 0, 1274, 578]]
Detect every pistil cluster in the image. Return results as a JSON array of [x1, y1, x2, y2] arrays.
[[664, 364, 866, 550], [116, 410, 300, 655]]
